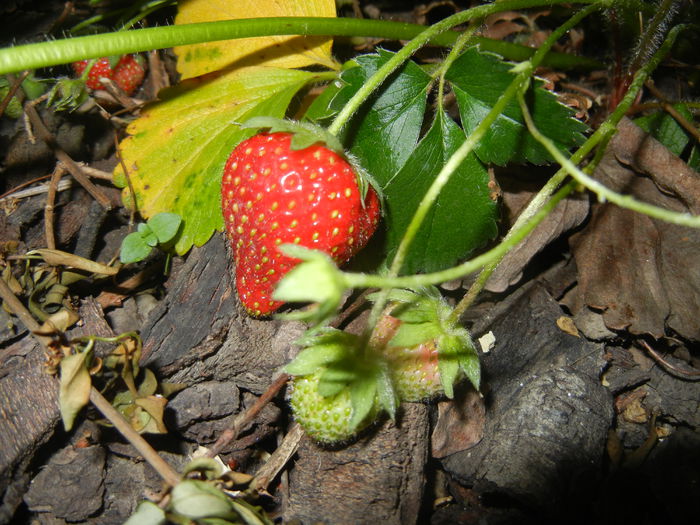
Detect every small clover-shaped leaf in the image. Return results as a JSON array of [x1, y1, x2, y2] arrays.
[[120, 231, 152, 264], [138, 223, 159, 247], [147, 212, 182, 244]]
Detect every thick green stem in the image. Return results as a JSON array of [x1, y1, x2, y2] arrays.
[[327, 0, 598, 136], [0, 12, 601, 75]]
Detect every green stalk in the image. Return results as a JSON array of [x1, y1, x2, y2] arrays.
[[0, 10, 601, 76], [351, 2, 602, 337], [519, 89, 700, 227], [327, 0, 599, 136], [452, 23, 690, 319], [343, 181, 578, 290]]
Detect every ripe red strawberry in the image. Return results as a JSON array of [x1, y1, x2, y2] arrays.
[[72, 55, 145, 95], [221, 132, 380, 316]]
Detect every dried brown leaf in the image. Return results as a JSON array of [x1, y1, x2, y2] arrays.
[[566, 119, 700, 340]]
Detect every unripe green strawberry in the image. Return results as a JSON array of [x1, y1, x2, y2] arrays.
[[371, 314, 443, 402], [221, 132, 380, 316], [72, 55, 145, 95], [289, 369, 379, 444], [369, 288, 481, 402]]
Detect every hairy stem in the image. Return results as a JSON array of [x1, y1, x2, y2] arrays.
[[0, 10, 602, 75], [452, 22, 690, 319], [327, 0, 598, 136]]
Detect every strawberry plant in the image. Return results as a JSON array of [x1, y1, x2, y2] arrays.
[[2, 0, 699, 520]]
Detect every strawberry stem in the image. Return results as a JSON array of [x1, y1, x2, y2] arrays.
[[452, 21, 690, 321], [0, 7, 603, 75], [360, 3, 603, 340], [326, 0, 600, 137]]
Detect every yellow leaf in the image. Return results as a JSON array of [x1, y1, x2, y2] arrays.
[[174, 0, 337, 79]]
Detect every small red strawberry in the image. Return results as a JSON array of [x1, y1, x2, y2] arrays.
[[221, 132, 380, 317], [72, 55, 145, 95]]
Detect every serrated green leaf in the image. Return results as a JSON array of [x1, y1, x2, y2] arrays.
[[284, 344, 351, 376], [147, 212, 182, 244], [123, 501, 166, 525], [333, 50, 432, 183], [113, 67, 318, 255], [445, 46, 587, 166], [383, 109, 498, 273], [349, 375, 378, 430], [59, 351, 92, 431], [304, 75, 346, 123], [120, 231, 152, 264], [634, 105, 693, 157]]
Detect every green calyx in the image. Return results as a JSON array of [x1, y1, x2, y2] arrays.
[[240, 116, 344, 153]]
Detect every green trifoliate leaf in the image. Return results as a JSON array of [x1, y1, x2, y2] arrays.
[[445, 46, 588, 166], [382, 109, 498, 273]]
